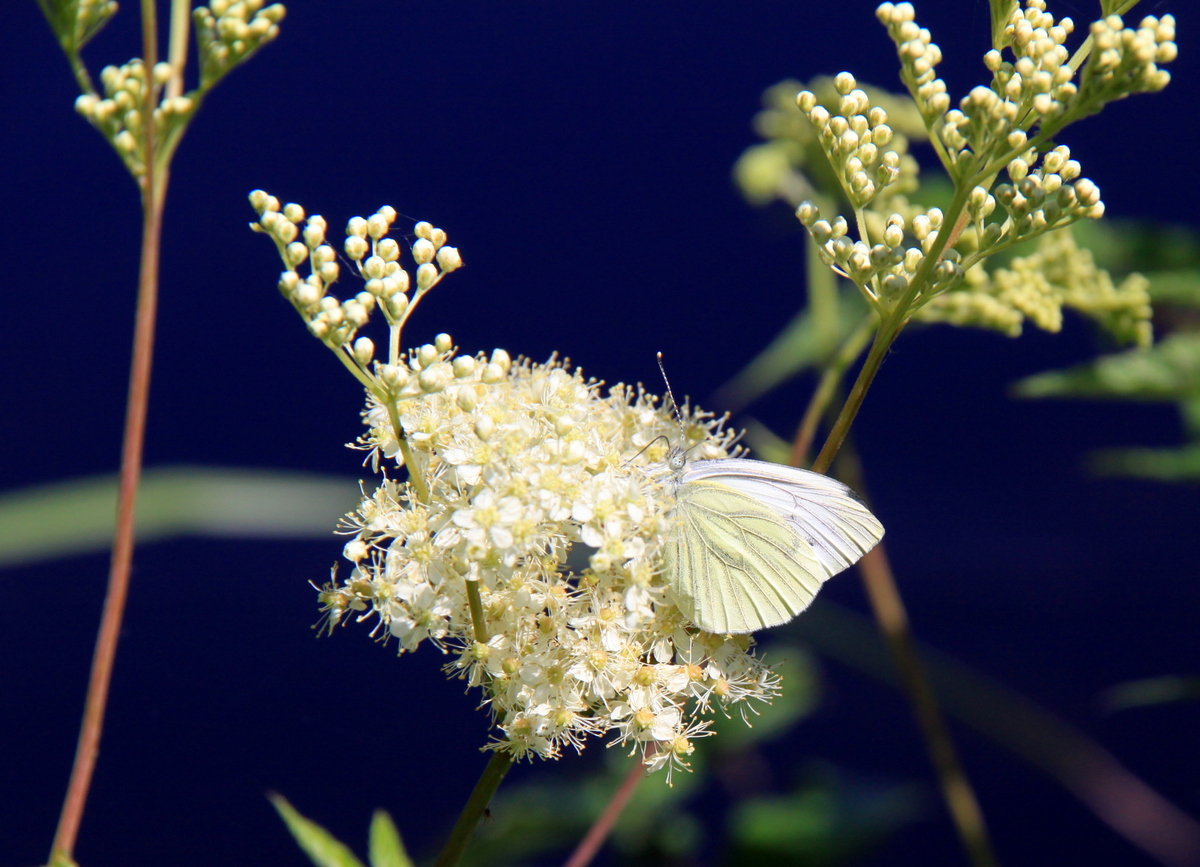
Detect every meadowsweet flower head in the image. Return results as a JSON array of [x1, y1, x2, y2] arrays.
[[250, 191, 782, 776]]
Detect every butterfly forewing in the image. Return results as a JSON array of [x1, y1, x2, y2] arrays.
[[679, 459, 884, 577], [666, 478, 827, 634]]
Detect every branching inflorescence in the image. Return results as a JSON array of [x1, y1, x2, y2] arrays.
[[249, 192, 780, 775], [792, 0, 1171, 344]]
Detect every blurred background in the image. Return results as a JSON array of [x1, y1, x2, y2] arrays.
[[1, 1, 1197, 865]]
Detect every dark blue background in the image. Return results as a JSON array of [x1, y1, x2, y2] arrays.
[[2, 1, 1197, 865]]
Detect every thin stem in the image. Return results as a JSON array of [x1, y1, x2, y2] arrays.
[[832, 446, 997, 867], [856, 542, 999, 867], [50, 3, 165, 862], [790, 314, 876, 468], [810, 323, 894, 474], [166, 0, 191, 101], [433, 752, 513, 867], [465, 579, 488, 644], [382, 399, 429, 503], [563, 748, 652, 867]]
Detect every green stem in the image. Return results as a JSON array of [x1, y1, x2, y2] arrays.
[[810, 323, 894, 474], [465, 578, 488, 644], [433, 752, 513, 867], [383, 399, 429, 504], [790, 314, 876, 468]]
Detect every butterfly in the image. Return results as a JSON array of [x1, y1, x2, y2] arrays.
[[661, 445, 884, 634]]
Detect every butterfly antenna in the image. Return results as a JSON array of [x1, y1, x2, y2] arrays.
[[657, 352, 693, 462], [656, 351, 683, 421]]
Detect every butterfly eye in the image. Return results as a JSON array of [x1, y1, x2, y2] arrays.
[[668, 448, 687, 472]]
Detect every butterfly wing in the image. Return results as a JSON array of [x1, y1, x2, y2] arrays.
[[680, 458, 884, 577], [664, 477, 827, 634]]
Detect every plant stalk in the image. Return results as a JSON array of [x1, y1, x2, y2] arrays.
[[49, 3, 166, 861], [563, 749, 651, 867], [433, 751, 513, 867], [790, 314, 876, 468], [856, 542, 999, 867], [810, 321, 895, 474]]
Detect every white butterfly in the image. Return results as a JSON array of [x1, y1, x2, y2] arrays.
[[661, 446, 884, 634]]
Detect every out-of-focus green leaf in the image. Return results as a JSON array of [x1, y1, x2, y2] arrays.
[[1088, 445, 1200, 480], [727, 768, 922, 867], [0, 466, 360, 567], [1098, 675, 1200, 713], [738, 418, 793, 466], [368, 810, 413, 867], [710, 645, 819, 751], [1013, 332, 1200, 401], [712, 291, 867, 413], [791, 600, 1200, 863], [459, 749, 704, 867], [1146, 270, 1200, 306], [270, 794, 366, 867]]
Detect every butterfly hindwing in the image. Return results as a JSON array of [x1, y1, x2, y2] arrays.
[[665, 477, 827, 634]]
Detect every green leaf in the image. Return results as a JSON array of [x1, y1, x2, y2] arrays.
[[1088, 445, 1200, 480], [1146, 270, 1200, 307], [0, 466, 360, 567], [368, 810, 413, 867], [269, 794, 366, 867], [1013, 333, 1200, 401], [728, 768, 921, 864], [1097, 676, 1200, 713]]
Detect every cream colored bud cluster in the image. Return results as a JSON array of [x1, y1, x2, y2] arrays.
[[981, 1, 1077, 129], [250, 192, 365, 349], [915, 228, 1152, 347], [796, 72, 901, 208], [1075, 13, 1175, 114], [876, 3, 949, 124], [993, 144, 1102, 245], [797, 201, 962, 306], [194, 0, 286, 88], [74, 59, 194, 177], [320, 355, 778, 774], [249, 191, 461, 364], [63, 0, 117, 46], [372, 339, 502, 415], [345, 211, 462, 327]]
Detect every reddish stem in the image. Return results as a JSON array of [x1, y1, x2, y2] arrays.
[[563, 747, 651, 867], [49, 4, 164, 860]]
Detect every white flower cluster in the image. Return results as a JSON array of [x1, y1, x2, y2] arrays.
[[332, 358, 780, 775], [249, 191, 782, 776]]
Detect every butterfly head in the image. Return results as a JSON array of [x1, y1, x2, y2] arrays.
[[667, 444, 689, 473]]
